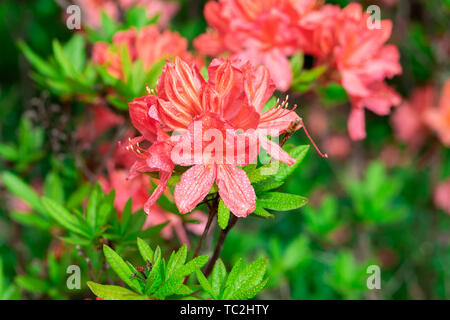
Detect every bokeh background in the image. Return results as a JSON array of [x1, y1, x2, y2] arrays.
[[0, 0, 449, 299]]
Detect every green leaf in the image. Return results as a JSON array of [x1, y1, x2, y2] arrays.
[[252, 205, 274, 218], [257, 192, 308, 211], [0, 144, 18, 161], [274, 145, 310, 182], [103, 245, 143, 294], [176, 255, 209, 278], [52, 39, 76, 77], [87, 282, 145, 300], [318, 82, 348, 106], [218, 199, 230, 230], [145, 58, 165, 88], [196, 270, 217, 299], [63, 34, 86, 73], [137, 238, 154, 263], [223, 258, 268, 300], [290, 52, 304, 75], [17, 41, 58, 78], [15, 276, 49, 293], [66, 184, 90, 210], [42, 197, 91, 237], [1, 171, 46, 215], [44, 171, 64, 204], [86, 185, 100, 230], [125, 6, 151, 28], [11, 211, 51, 230], [146, 253, 163, 295], [167, 245, 187, 276], [210, 259, 227, 299], [224, 258, 245, 289], [96, 192, 114, 230]]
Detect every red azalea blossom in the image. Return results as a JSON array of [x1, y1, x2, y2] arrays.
[[195, 1, 402, 140], [194, 0, 320, 91], [333, 3, 402, 140], [126, 57, 304, 217]]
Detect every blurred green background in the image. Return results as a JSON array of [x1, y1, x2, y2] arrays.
[[0, 0, 449, 300]]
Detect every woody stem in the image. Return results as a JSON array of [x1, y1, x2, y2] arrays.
[[183, 196, 217, 284], [204, 214, 238, 277]]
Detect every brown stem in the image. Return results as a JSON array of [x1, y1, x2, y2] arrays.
[[204, 214, 238, 277], [183, 197, 217, 284]]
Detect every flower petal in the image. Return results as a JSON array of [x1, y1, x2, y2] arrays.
[[258, 108, 301, 135], [174, 164, 216, 214], [129, 96, 159, 141], [258, 136, 296, 165], [144, 171, 172, 215], [216, 164, 256, 217]]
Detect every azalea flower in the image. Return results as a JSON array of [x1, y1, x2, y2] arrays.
[[424, 80, 450, 146], [391, 86, 434, 149], [92, 25, 201, 80], [194, 0, 320, 91], [333, 3, 402, 140], [127, 57, 308, 217], [296, 4, 341, 60]]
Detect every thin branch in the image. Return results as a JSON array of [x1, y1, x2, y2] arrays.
[[184, 196, 217, 284], [204, 214, 238, 277]]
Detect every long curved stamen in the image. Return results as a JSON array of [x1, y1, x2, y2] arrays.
[[299, 118, 328, 158], [260, 95, 291, 122]]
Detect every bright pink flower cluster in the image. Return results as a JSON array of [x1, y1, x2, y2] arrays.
[[194, 1, 402, 140], [194, 0, 320, 91], [92, 25, 201, 80], [126, 57, 302, 218]]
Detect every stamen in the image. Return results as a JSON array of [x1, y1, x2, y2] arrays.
[[299, 118, 328, 158]]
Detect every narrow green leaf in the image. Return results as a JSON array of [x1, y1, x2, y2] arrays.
[[196, 270, 217, 300], [252, 205, 274, 218], [137, 238, 154, 263], [41, 197, 91, 237], [210, 259, 227, 299], [257, 192, 308, 211], [103, 245, 143, 294], [176, 255, 209, 278], [44, 171, 64, 204], [11, 211, 51, 230], [87, 282, 145, 300], [86, 185, 100, 229], [274, 145, 310, 182], [52, 39, 76, 76], [223, 258, 268, 300], [15, 276, 49, 293], [1, 171, 46, 215], [167, 244, 187, 276], [17, 41, 58, 78], [218, 199, 230, 230]]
